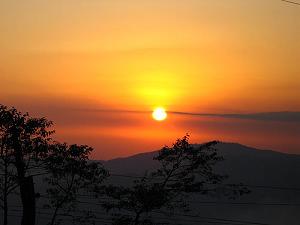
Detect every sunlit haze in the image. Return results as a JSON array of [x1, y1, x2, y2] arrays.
[[0, 0, 299, 159]]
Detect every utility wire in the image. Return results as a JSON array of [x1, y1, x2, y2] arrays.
[[6, 208, 273, 225], [153, 211, 272, 225], [8, 203, 278, 225], [281, 0, 300, 5], [109, 173, 300, 192]]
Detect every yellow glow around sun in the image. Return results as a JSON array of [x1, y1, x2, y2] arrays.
[[152, 107, 167, 121]]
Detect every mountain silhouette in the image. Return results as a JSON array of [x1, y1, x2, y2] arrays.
[[104, 142, 300, 186], [103, 142, 300, 225]]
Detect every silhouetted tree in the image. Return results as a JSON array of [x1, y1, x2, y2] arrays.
[[0, 106, 19, 225], [0, 104, 109, 225], [103, 135, 249, 225], [0, 144, 17, 225], [0, 104, 53, 225], [44, 143, 108, 225]]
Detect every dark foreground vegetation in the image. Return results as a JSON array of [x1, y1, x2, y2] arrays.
[[0, 104, 249, 225]]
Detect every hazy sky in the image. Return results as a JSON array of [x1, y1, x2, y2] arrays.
[[0, 0, 299, 159]]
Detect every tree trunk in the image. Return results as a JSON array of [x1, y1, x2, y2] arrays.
[[49, 205, 59, 225], [4, 183, 8, 225], [13, 131, 36, 225], [19, 176, 35, 225], [3, 157, 8, 225], [4, 201, 8, 225], [134, 212, 141, 225]]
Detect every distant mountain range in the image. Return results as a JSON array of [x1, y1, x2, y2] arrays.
[[103, 142, 300, 225], [104, 142, 300, 186]]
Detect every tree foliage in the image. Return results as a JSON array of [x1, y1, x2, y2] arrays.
[[103, 135, 249, 225], [0, 104, 108, 225], [0, 104, 53, 225], [44, 143, 108, 225]]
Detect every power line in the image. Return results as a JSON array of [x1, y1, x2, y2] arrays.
[[8, 209, 274, 225], [109, 173, 300, 192], [9, 197, 300, 209], [153, 211, 272, 225], [281, 0, 300, 5], [175, 200, 300, 207], [36, 191, 300, 208], [244, 184, 300, 192], [8, 203, 278, 225], [7, 209, 114, 224]]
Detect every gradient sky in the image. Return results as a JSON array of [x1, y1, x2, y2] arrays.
[[0, 0, 299, 159]]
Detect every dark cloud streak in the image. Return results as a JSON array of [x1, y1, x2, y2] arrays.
[[169, 111, 300, 122], [77, 108, 300, 123]]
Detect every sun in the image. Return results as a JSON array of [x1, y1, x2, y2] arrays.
[[152, 107, 167, 121]]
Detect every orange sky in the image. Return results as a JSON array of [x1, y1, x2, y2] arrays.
[[0, 0, 299, 159]]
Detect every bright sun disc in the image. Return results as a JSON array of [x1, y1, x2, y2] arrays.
[[152, 107, 167, 121]]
